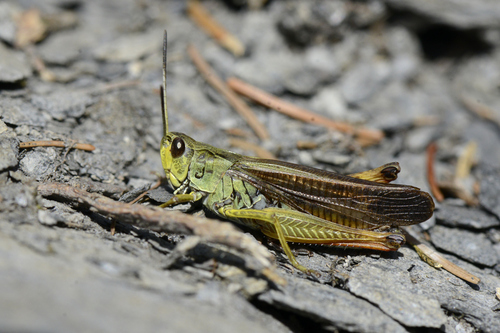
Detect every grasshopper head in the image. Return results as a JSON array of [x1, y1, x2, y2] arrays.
[[160, 132, 194, 189]]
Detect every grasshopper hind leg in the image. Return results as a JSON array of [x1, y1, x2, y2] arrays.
[[219, 206, 406, 276], [220, 207, 319, 275]]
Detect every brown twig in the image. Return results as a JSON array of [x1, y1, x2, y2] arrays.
[[227, 77, 384, 146], [296, 141, 318, 150], [37, 182, 284, 285], [187, 0, 245, 57], [111, 179, 166, 236], [426, 142, 444, 202], [224, 128, 252, 138], [19, 140, 96, 152], [404, 231, 480, 284], [460, 94, 500, 128], [228, 138, 276, 159], [187, 44, 269, 141]]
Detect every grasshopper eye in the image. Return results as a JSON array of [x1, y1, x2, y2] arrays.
[[171, 137, 185, 158]]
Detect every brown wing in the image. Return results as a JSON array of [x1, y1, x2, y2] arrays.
[[227, 158, 435, 230]]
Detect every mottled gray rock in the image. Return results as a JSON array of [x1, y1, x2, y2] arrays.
[[362, 81, 431, 131], [234, 51, 301, 95], [383, 0, 500, 29], [38, 30, 93, 65], [436, 203, 500, 229], [479, 166, 500, 220], [1, 0, 500, 332], [312, 149, 352, 166], [0, 183, 38, 225], [259, 277, 407, 333], [465, 121, 500, 167], [37, 209, 60, 226], [0, 123, 18, 172], [0, 229, 291, 333], [347, 258, 447, 329], [444, 317, 476, 333], [347, 248, 500, 333], [31, 89, 94, 121], [145, 185, 174, 204], [349, 0, 387, 27], [0, 43, 31, 83], [310, 86, 349, 121], [19, 147, 58, 181], [0, 96, 47, 127], [0, 2, 20, 44], [339, 61, 392, 105], [304, 45, 341, 83], [430, 225, 498, 267], [93, 29, 163, 62], [277, 0, 347, 46], [385, 27, 422, 82], [283, 67, 320, 96], [405, 126, 438, 152]]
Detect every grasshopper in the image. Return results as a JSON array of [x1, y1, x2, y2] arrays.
[[159, 32, 434, 274]]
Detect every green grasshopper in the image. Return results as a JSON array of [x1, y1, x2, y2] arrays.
[[159, 32, 434, 274]]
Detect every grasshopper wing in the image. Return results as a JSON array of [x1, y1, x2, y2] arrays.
[[228, 159, 435, 230]]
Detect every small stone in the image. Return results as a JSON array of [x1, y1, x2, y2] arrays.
[[479, 166, 500, 220], [430, 225, 499, 267], [0, 127, 18, 172], [304, 45, 341, 82], [297, 150, 315, 166], [0, 96, 47, 127], [31, 89, 94, 121], [465, 122, 500, 167], [347, 260, 447, 329], [405, 126, 438, 152], [234, 51, 300, 95], [0, 43, 31, 83], [38, 30, 92, 65], [259, 277, 406, 332], [277, 0, 347, 46], [19, 148, 58, 181], [310, 86, 348, 120], [436, 203, 500, 229], [283, 67, 320, 96], [313, 150, 351, 166], [339, 61, 391, 105], [38, 210, 59, 226], [0, 2, 20, 44], [93, 29, 162, 62]]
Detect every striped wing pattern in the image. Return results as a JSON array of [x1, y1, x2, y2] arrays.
[[228, 159, 434, 231]]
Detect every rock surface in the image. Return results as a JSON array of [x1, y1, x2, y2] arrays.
[[1, 1, 500, 332]]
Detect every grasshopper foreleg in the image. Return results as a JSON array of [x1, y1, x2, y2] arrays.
[[160, 191, 204, 208]]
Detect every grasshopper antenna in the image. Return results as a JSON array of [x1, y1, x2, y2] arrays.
[[161, 30, 168, 136]]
